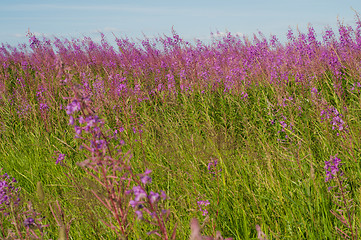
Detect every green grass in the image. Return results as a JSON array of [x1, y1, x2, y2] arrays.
[[1, 80, 361, 239]]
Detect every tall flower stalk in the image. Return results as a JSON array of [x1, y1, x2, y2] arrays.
[[324, 155, 357, 239], [64, 84, 176, 239], [0, 170, 48, 239]]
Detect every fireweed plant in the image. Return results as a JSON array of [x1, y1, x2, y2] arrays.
[[2, 15, 361, 238], [0, 170, 48, 239], [325, 155, 357, 239], [63, 85, 178, 239]]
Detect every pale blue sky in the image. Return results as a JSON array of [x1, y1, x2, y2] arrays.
[[1, 0, 361, 46]]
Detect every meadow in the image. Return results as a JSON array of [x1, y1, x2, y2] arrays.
[[1, 16, 361, 239]]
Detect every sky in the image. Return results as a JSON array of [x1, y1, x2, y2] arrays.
[[1, 0, 361, 47]]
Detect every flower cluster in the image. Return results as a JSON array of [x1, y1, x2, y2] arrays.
[[208, 158, 222, 178], [65, 99, 81, 115], [128, 169, 167, 221], [66, 95, 108, 155], [0, 170, 20, 214], [0, 171, 48, 239], [57, 153, 65, 165], [324, 154, 343, 182], [197, 200, 210, 216], [320, 105, 348, 136], [324, 154, 357, 239], [63, 86, 174, 238], [20, 202, 48, 234]]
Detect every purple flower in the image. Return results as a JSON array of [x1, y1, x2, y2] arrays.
[[207, 160, 218, 171], [140, 169, 152, 185], [160, 191, 167, 200], [208, 158, 222, 177], [287, 28, 295, 41], [197, 200, 210, 216], [91, 139, 107, 150], [69, 116, 75, 125], [279, 121, 287, 129], [320, 106, 347, 134], [324, 155, 342, 182], [135, 210, 143, 220], [29, 35, 40, 48], [78, 116, 86, 124], [132, 186, 147, 201], [311, 87, 318, 94], [39, 103, 48, 111], [66, 100, 81, 115], [149, 191, 160, 204], [74, 126, 82, 136], [129, 200, 138, 208], [0, 171, 20, 212], [140, 175, 152, 185], [130, 199, 144, 209], [56, 153, 65, 165], [24, 217, 35, 227], [85, 115, 100, 128]]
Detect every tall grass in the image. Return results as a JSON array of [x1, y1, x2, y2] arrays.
[[1, 16, 361, 239]]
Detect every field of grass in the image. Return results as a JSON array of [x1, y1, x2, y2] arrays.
[[1, 17, 361, 239]]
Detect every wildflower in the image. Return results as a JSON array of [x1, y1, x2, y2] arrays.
[[149, 191, 160, 204], [311, 87, 318, 94], [129, 200, 138, 208], [140, 169, 152, 185], [135, 210, 143, 220], [132, 186, 147, 202], [197, 200, 210, 216], [78, 116, 85, 124], [324, 154, 342, 182], [90, 139, 107, 150], [160, 191, 167, 200], [208, 160, 218, 171], [320, 105, 348, 134], [208, 158, 222, 177], [0, 171, 20, 213], [69, 116, 75, 125], [56, 153, 65, 165], [74, 126, 82, 136], [23, 217, 35, 227], [85, 115, 100, 128], [279, 121, 287, 131], [65, 99, 81, 115], [39, 103, 48, 111]]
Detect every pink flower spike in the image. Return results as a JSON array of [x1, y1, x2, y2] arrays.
[[69, 116, 75, 125]]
